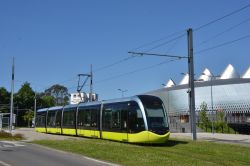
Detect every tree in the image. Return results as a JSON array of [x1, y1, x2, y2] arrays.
[[0, 87, 10, 113], [45, 84, 69, 105], [15, 82, 35, 109], [23, 109, 34, 128], [14, 82, 35, 126], [0, 87, 10, 104], [40, 95, 55, 108], [215, 109, 226, 132], [199, 102, 210, 130]]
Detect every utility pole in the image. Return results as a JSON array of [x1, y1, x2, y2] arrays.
[[34, 92, 37, 127], [90, 64, 93, 102], [16, 105, 18, 126], [10, 57, 15, 132], [187, 28, 197, 140], [128, 28, 197, 141]]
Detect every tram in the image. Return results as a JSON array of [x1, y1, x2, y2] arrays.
[[35, 95, 170, 143]]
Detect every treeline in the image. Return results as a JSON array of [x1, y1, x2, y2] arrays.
[[0, 82, 69, 127], [198, 102, 236, 134]]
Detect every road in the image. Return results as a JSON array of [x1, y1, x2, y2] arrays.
[[0, 141, 116, 166]]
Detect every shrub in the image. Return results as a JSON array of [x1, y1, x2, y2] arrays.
[[13, 133, 24, 139], [0, 130, 24, 140], [0, 130, 12, 138]]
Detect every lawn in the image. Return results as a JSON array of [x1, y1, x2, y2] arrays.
[[33, 138, 250, 166]]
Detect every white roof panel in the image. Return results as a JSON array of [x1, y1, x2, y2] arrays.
[[179, 74, 189, 85], [242, 67, 250, 78], [220, 64, 240, 79], [165, 79, 175, 87], [198, 68, 212, 81]]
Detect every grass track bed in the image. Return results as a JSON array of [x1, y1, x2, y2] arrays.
[[33, 139, 250, 166]]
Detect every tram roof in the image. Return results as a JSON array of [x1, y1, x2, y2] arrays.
[[63, 104, 78, 109], [37, 108, 48, 112], [78, 101, 101, 108], [101, 96, 139, 104], [77, 96, 140, 107], [48, 106, 63, 111]]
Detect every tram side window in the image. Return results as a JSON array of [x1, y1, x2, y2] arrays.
[[40, 115, 46, 127], [63, 109, 75, 128], [47, 111, 56, 127], [55, 110, 62, 127], [77, 110, 84, 127], [102, 103, 128, 132], [128, 102, 145, 133], [83, 110, 91, 127], [103, 109, 112, 130], [112, 109, 121, 129], [36, 113, 46, 127], [77, 106, 99, 129], [35, 115, 40, 127], [90, 108, 98, 128]]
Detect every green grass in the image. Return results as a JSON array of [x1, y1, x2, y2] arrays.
[[0, 130, 24, 140], [197, 123, 238, 134], [33, 138, 250, 166]]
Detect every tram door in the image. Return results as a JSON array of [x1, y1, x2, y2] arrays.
[[127, 101, 145, 135], [102, 103, 128, 142], [77, 106, 100, 138], [55, 110, 62, 134], [89, 106, 100, 138], [114, 103, 128, 142], [121, 108, 128, 142]]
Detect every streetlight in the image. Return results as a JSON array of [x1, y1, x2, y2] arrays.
[[202, 72, 220, 134], [117, 89, 128, 98], [34, 92, 37, 128]]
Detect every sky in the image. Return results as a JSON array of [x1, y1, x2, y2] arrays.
[[0, 0, 250, 100]]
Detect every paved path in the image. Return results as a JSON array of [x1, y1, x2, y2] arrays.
[[12, 128, 82, 142], [0, 140, 116, 166], [171, 132, 250, 146]]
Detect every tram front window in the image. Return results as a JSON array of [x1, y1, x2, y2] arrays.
[[139, 95, 169, 135]]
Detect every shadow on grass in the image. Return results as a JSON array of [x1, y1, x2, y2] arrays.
[[37, 132, 189, 147], [164, 139, 189, 147], [134, 139, 189, 147]]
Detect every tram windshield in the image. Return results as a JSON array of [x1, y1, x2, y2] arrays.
[[138, 95, 169, 134]]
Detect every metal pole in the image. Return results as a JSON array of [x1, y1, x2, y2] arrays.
[[10, 57, 15, 132], [210, 76, 214, 134], [16, 105, 18, 126], [187, 28, 197, 140], [34, 93, 37, 127], [90, 64, 93, 102], [0, 114, 2, 130]]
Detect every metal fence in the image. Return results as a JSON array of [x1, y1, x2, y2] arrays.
[[0, 114, 11, 130], [168, 104, 250, 134]]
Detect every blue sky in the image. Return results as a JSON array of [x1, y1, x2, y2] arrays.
[[0, 0, 250, 100]]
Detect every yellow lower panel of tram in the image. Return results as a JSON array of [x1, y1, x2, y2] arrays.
[[35, 127, 46, 133]]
